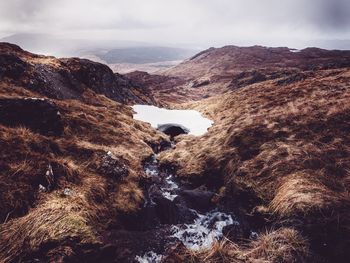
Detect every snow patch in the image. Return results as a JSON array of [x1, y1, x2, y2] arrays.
[[132, 105, 213, 136]]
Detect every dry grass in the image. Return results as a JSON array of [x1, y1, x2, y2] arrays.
[[269, 172, 346, 218], [0, 82, 169, 261], [159, 68, 350, 261], [0, 194, 97, 262], [170, 228, 309, 263]]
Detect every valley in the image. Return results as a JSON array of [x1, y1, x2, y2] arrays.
[[0, 42, 349, 263]]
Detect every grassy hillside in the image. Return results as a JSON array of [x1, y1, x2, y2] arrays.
[[160, 67, 350, 262]]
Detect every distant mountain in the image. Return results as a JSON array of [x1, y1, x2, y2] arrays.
[[97, 47, 196, 64], [127, 45, 350, 104], [163, 45, 350, 80], [306, 39, 350, 50], [0, 33, 196, 73], [0, 33, 195, 59], [0, 33, 72, 56]]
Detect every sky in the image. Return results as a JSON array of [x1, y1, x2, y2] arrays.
[[0, 0, 349, 50]]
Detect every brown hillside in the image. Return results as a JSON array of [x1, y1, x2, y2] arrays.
[[0, 42, 154, 105], [0, 44, 169, 262], [128, 46, 350, 105], [159, 67, 350, 262]]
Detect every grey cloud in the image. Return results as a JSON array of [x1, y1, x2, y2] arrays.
[[0, 0, 349, 49], [0, 0, 47, 22]]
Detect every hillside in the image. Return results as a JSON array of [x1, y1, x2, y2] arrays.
[[160, 67, 350, 262], [128, 46, 350, 105], [0, 43, 155, 105], [0, 43, 349, 263], [0, 43, 170, 262]]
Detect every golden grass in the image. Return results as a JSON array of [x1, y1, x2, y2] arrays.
[[174, 228, 309, 263], [0, 81, 169, 261], [0, 194, 98, 262], [159, 68, 350, 261], [269, 172, 344, 217]]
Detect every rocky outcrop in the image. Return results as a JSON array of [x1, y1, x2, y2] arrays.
[[0, 98, 63, 136], [99, 151, 129, 180], [189, 78, 210, 88], [0, 42, 153, 104], [0, 53, 27, 79]]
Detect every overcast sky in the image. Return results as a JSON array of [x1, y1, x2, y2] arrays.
[[0, 0, 349, 49]]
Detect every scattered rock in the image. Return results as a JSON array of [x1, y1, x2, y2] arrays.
[[45, 164, 55, 191], [38, 184, 47, 193], [222, 223, 246, 241], [99, 151, 129, 180], [153, 195, 179, 224], [229, 70, 267, 88], [147, 140, 172, 153], [250, 231, 259, 240], [275, 72, 308, 86], [0, 98, 64, 136], [62, 188, 74, 197]]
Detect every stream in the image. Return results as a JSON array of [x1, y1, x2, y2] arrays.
[[131, 105, 240, 262], [135, 153, 239, 263]]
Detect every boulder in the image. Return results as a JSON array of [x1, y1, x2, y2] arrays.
[[99, 151, 129, 180], [177, 186, 215, 212], [157, 123, 189, 137], [0, 98, 64, 136], [153, 195, 179, 224]]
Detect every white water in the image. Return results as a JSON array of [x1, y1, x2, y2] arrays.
[[135, 251, 163, 263], [171, 210, 238, 251], [161, 175, 179, 201], [132, 105, 213, 136]]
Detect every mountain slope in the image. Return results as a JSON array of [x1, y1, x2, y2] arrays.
[[128, 45, 350, 104], [0, 43, 169, 262], [0, 42, 154, 105], [159, 57, 350, 262]]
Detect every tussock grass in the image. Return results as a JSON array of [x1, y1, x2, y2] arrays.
[[172, 228, 309, 263], [0, 82, 169, 261], [0, 194, 97, 262], [159, 68, 350, 261], [269, 172, 344, 218]]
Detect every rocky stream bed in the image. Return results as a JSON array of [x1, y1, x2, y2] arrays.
[[103, 105, 258, 262], [135, 151, 239, 262]]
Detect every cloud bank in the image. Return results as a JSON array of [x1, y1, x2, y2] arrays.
[[0, 0, 349, 49]]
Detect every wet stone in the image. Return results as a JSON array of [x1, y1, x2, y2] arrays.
[[138, 153, 241, 258]]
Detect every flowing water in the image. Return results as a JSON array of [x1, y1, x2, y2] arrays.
[[133, 105, 238, 262], [136, 154, 239, 262]]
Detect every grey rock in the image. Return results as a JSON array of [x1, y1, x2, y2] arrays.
[[99, 151, 129, 179]]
